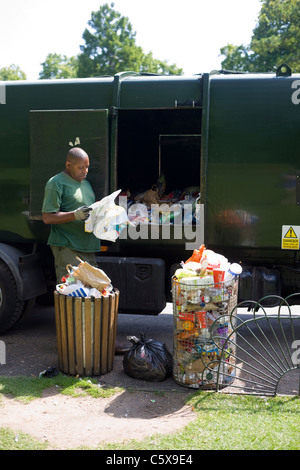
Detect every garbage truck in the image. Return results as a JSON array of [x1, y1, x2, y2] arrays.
[[1, 63, 300, 333]]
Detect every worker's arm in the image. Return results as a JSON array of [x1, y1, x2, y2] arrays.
[[42, 211, 75, 225], [42, 207, 92, 225]]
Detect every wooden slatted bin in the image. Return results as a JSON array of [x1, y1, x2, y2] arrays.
[[54, 289, 119, 376]]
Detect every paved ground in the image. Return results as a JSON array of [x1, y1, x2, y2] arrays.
[[0, 301, 182, 391], [0, 301, 299, 395]]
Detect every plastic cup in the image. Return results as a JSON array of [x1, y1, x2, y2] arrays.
[[213, 269, 225, 288]]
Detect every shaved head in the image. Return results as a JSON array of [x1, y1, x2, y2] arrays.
[[66, 147, 89, 162], [65, 147, 90, 182]]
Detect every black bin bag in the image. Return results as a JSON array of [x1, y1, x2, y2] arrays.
[[123, 333, 173, 382]]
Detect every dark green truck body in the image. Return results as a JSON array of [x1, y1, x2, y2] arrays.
[[1, 67, 300, 332]]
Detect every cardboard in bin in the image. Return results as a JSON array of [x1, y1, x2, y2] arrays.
[[70, 256, 111, 291]]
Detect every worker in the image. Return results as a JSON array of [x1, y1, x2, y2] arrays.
[[42, 147, 129, 354], [42, 147, 99, 281]]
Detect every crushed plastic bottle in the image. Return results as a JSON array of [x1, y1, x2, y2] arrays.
[[225, 263, 242, 286]]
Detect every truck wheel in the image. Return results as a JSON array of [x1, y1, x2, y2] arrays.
[[0, 260, 25, 334]]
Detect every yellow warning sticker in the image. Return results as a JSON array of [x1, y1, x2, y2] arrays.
[[281, 225, 300, 249], [284, 227, 298, 238]]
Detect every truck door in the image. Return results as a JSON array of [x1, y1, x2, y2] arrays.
[[29, 109, 109, 219]]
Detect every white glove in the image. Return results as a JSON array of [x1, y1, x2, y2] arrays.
[[74, 206, 92, 221]]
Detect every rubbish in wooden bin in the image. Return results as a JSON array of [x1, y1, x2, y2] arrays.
[[54, 289, 119, 376], [57, 259, 113, 297], [72, 256, 111, 291]]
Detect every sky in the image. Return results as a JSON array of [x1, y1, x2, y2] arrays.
[[0, 0, 262, 80]]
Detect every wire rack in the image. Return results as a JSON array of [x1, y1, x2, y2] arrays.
[[172, 278, 300, 395], [217, 295, 300, 396], [172, 276, 239, 389]]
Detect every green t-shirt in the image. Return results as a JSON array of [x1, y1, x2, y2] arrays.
[[42, 171, 100, 252]]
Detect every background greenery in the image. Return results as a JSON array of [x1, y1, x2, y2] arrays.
[[2, 0, 300, 80], [0, 2, 182, 80], [220, 0, 300, 72]]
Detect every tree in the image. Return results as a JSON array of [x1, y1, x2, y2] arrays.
[[0, 64, 26, 80], [38, 3, 182, 79], [39, 53, 78, 79], [219, 44, 251, 72], [77, 2, 182, 77], [78, 2, 140, 76], [220, 0, 300, 73], [250, 0, 300, 72], [140, 51, 183, 75]]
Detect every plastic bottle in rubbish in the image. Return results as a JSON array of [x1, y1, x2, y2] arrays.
[[225, 263, 242, 286]]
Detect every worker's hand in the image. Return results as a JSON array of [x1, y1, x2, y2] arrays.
[[74, 206, 92, 221]]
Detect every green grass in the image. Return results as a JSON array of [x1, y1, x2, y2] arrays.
[[0, 428, 48, 451], [0, 375, 299, 450], [97, 392, 300, 451], [0, 373, 122, 402]]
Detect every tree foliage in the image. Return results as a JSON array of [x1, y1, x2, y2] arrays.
[[39, 2, 182, 79], [220, 0, 300, 73], [78, 2, 141, 76], [39, 53, 78, 79], [77, 2, 182, 76], [0, 64, 26, 81], [219, 44, 251, 72]]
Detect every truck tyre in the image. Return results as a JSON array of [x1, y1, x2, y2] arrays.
[[0, 260, 25, 334]]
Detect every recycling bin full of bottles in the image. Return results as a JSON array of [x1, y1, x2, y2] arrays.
[[172, 275, 239, 389]]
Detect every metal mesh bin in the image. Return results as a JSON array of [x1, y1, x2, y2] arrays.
[[172, 276, 238, 389], [54, 289, 119, 376]]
